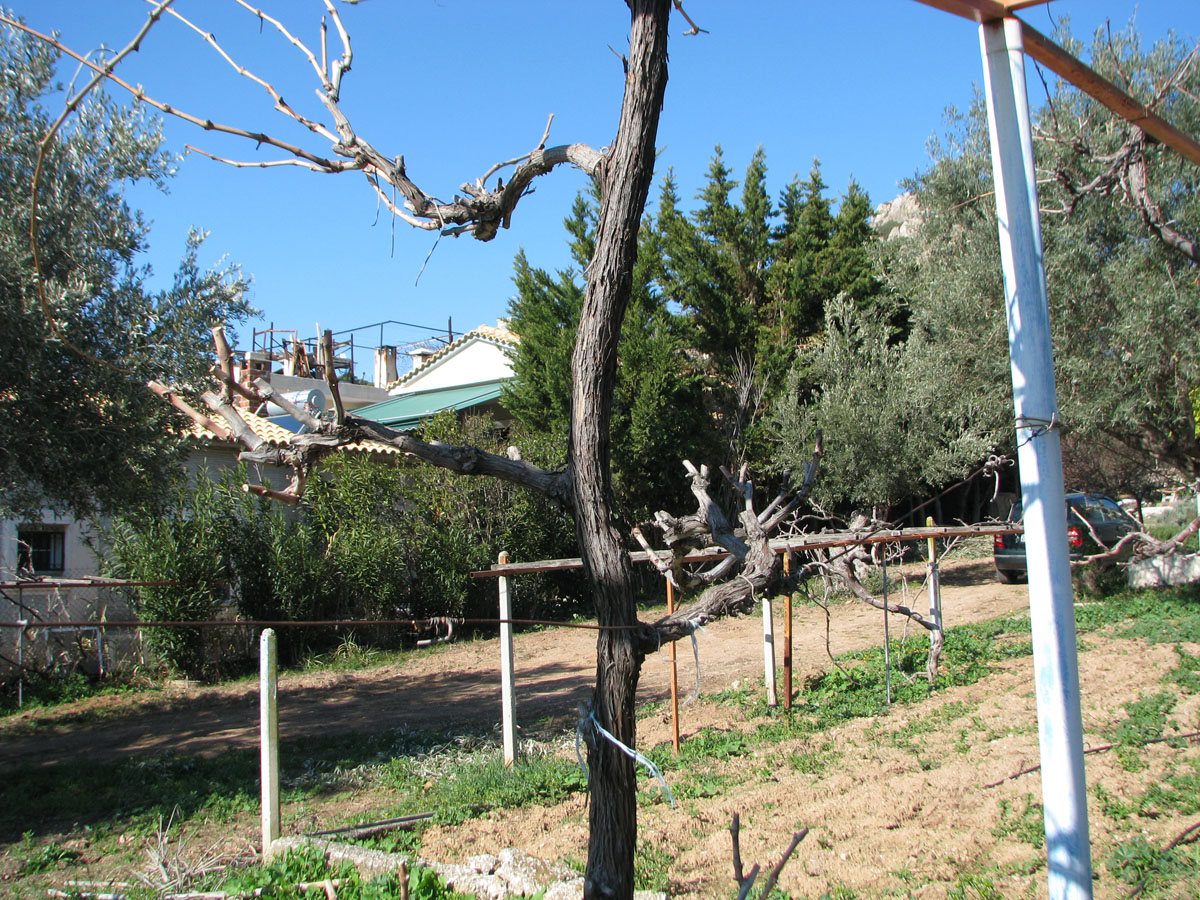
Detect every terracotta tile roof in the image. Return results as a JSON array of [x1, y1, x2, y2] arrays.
[[191, 410, 401, 455]]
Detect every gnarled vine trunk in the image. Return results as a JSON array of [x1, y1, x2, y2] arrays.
[[568, 2, 670, 897]]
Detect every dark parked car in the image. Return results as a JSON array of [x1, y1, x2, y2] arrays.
[[993, 492, 1140, 584]]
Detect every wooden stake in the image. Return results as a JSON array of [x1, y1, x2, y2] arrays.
[[498, 551, 517, 765], [667, 578, 680, 754]]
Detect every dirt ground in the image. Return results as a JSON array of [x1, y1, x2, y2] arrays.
[[5, 556, 1197, 898], [0, 557, 1025, 769]]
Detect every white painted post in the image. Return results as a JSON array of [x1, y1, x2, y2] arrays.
[[926, 517, 943, 634], [762, 598, 777, 707], [882, 559, 891, 706], [498, 551, 518, 765], [259, 629, 280, 859], [980, 18, 1093, 899]]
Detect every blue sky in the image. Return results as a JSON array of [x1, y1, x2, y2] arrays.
[[17, 1, 1197, 377]]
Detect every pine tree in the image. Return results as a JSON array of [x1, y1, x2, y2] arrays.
[[503, 190, 717, 521]]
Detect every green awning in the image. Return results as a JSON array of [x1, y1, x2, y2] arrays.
[[354, 380, 505, 430]]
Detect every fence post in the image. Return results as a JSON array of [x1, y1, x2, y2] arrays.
[[259, 629, 279, 859], [926, 517, 943, 632], [783, 551, 793, 710], [763, 596, 777, 707], [498, 551, 517, 765], [16, 584, 24, 708], [926, 516, 945, 684], [667, 578, 680, 754], [882, 558, 892, 706]]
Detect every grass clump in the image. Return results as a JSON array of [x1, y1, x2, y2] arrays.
[[0, 670, 156, 718], [1105, 834, 1200, 895], [991, 794, 1044, 849], [214, 845, 472, 900], [381, 738, 584, 826]]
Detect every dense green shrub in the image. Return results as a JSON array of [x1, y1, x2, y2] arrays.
[[102, 414, 583, 676]]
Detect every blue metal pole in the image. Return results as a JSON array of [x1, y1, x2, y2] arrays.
[[979, 18, 1093, 899]]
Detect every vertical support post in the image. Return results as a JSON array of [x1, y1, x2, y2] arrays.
[[980, 18, 1093, 899], [882, 558, 891, 706], [498, 551, 518, 766], [16, 584, 24, 708], [783, 551, 793, 711], [666, 579, 680, 754], [926, 516, 946, 685], [925, 517, 943, 633], [763, 596, 777, 707], [259, 629, 279, 860]]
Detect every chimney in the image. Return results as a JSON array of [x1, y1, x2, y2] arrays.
[[374, 346, 398, 389], [409, 346, 435, 371]]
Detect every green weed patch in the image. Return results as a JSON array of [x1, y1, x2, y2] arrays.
[[214, 844, 472, 900]]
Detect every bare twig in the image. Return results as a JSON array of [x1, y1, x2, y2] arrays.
[[757, 828, 809, 899], [671, 0, 709, 36], [1128, 818, 1200, 898], [985, 730, 1200, 787], [154, 2, 337, 140], [730, 813, 807, 900], [730, 812, 745, 885]]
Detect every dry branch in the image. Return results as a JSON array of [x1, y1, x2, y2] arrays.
[[319, 330, 346, 425], [1, 11, 602, 243], [647, 438, 822, 649], [730, 812, 807, 900], [147, 380, 232, 441]]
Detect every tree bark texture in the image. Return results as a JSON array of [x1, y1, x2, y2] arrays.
[[570, 2, 670, 898]]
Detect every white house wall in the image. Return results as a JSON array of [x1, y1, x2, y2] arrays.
[[392, 339, 514, 395]]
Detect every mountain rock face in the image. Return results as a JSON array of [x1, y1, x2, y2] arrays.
[[874, 192, 922, 239]]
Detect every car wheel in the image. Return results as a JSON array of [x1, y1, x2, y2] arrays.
[[995, 567, 1023, 584]]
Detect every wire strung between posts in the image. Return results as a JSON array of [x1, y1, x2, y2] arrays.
[[575, 709, 675, 808], [0, 616, 651, 632]]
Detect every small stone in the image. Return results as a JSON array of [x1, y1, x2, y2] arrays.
[[443, 872, 509, 900], [496, 848, 578, 896], [469, 853, 499, 874], [543, 878, 585, 900]]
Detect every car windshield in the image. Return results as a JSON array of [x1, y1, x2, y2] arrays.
[[1069, 495, 1133, 525], [1007, 494, 1135, 526]]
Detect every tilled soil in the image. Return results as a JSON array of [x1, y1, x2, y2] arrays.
[[5, 557, 1198, 899], [0, 558, 1025, 769]]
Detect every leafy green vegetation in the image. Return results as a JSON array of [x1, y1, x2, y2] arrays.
[[214, 845, 473, 900], [0, 670, 156, 717], [991, 795, 1044, 850], [0, 24, 251, 522], [946, 873, 1005, 900], [381, 750, 585, 827], [634, 838, 673, 893], [1167, 646, 1200, 694], [104, 418, 583, 677], [12, 834, 80, 876], [0, 748, 261, 843], [1105, 835, 1200, 895]]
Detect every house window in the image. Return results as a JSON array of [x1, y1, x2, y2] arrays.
[[17, 527, 65, 574]]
